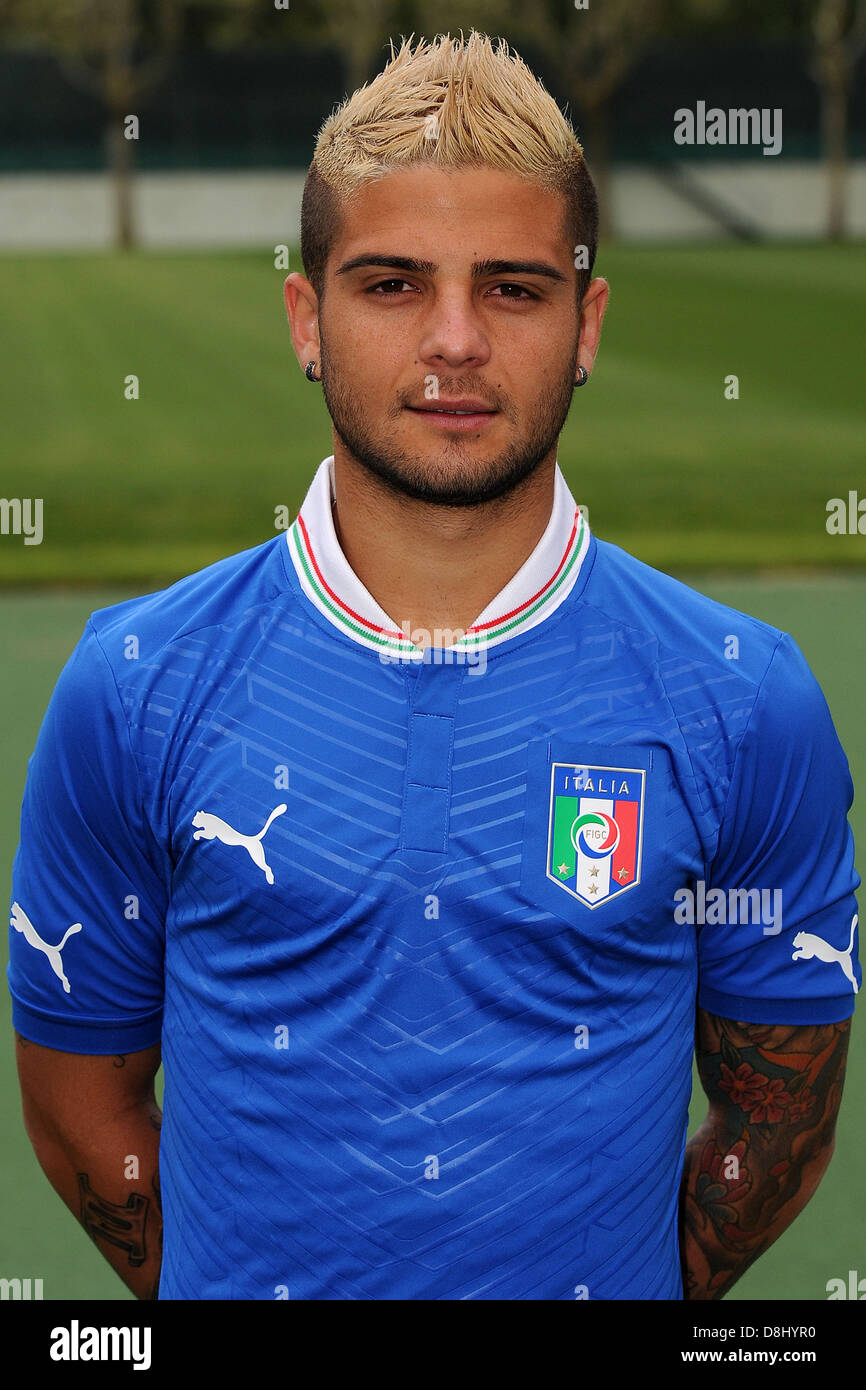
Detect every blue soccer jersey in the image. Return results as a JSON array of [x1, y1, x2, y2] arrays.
[[8, 458, 859, 1300]]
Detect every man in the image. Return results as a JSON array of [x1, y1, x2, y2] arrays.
[[9, 32, 859, 1301]]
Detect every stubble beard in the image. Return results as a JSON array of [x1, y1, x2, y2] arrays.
[[318, 341, 579, 508]]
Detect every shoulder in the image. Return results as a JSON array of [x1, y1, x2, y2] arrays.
[[581, 536, 790, 693], [576, 540, 842, 835], [43, 534, 298, 745], [87, 534, 292, 662]]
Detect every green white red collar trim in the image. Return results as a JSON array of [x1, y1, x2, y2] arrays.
[[287, 457, 590, 658]]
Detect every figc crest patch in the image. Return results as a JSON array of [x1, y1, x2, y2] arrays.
[[546, 763, 645, 908]]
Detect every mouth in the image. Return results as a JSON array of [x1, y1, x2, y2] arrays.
[[405, 400, 499, 431]]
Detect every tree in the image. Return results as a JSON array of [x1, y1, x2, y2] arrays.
[[204, 0, 410, 94], [429, 0, 664, 237], [810, 0, 866, 238], [1, 0, 181, 249], [178, 0, 427, 189], [312, 0, 406, 93]]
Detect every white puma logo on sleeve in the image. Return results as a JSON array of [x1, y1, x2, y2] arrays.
[[10, 901, 82, 994], [191, 803, 287, 885], [792, 914, 859, 994]]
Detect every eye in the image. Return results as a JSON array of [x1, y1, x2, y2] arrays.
[[489, 283, 538, 300], [368, 279, 417, 296]]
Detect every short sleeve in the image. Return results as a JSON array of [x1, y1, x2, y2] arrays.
[[697, 633, 859, 1025], [8, 621, 167, 1053]]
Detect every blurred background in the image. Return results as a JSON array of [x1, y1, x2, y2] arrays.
[[0, 0, 864, 1301]]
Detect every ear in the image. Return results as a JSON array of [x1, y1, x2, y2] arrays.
[[284, 273, 321, 376], [576, 276, 610, 380]]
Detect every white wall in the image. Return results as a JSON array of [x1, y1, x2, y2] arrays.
[[1, 162, 864, 248]]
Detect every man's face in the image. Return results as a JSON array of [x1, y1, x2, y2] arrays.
[[310, 165, 589, 507]]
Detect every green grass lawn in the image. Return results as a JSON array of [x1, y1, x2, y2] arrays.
[[0, 243, 864, 584], [0, 578, 863, 1299]]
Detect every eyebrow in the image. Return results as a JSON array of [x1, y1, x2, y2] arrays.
[[335, 253, 569, 284]]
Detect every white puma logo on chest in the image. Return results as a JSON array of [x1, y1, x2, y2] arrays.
[[191, 803, 287, 885], [11, 901, 82, 994], [792, 914, 859, 993]]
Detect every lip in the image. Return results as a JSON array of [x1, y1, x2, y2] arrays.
[[411, 397, 495, 412], [406, 399, 499, 431]]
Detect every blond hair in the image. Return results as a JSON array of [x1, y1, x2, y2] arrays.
[[301, 30, 598, 302]]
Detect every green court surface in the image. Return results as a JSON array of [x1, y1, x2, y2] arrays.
[[0, 575, 863, 1300], [0, 243, 864, 586]]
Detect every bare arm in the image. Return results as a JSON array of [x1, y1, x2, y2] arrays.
[[679, 1008, 850, 1300], [15, 1034, 163, 1300]]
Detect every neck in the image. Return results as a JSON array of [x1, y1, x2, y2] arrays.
[[330, 442, 558, 643]]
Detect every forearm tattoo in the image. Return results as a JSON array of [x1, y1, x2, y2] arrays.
[[680, 1012, 850, 1299], [77, 1172, 151, 1268]]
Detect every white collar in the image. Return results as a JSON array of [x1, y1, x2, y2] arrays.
[[287, 456, 590, 658]]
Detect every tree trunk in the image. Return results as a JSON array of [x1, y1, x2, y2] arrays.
[[107, 116, 135, 252], [820, 61, 849, 240], [105, 0, 136, 251], [344, 37, 376, 94], [582, 100, 613, 241]]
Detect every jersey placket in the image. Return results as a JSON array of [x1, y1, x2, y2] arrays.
[[400, 659, 467, 871]]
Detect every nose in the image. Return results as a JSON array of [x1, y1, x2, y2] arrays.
[[417, 286, 491, 371]]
